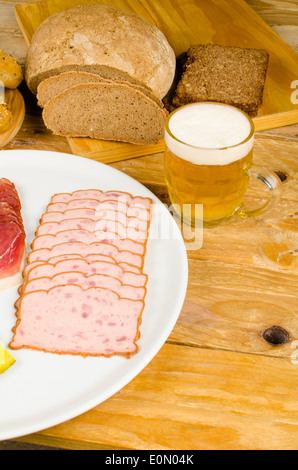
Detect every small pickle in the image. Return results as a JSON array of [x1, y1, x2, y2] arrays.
[[0, 49, 23, 89], [0, 342, 15, 374], [0, 103, 13, 134]]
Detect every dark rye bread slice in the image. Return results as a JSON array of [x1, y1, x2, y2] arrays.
[[42, 82, 167, 145], [172, 44, 269, 116], [37, 71, 166, 110]]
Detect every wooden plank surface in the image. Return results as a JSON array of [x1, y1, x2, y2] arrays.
[[0, 0, 298, 451], [13, 0, 298, 163], [17, 344, 298, 450]]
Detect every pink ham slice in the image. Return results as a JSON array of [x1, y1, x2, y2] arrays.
[[36, 218, 148, 240], [51, 190, 104, 203], [23, 258, 147, 287], [19, 253, 120, 291], [49, 252, 117, 265], [83, 255, 141, 274], [27, 242, 144, 268], [11, 189, 151, 358], [46, 199, 128, 213], [51, 190, 152, 210], [40, 209, 150, 232], [41, 209, 98, 223], [21, 272, 146, 300], [45, 200, 150, 221], [31, 229, 146, 255], [17, 256, 144, 300], [10, 285, 144, 357], [46, 253, 141, 274]]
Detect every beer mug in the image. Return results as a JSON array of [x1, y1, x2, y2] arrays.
[[164, 102, 282, 226]]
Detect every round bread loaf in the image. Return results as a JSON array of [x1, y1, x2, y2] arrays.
[[25, 4, 176, 98]]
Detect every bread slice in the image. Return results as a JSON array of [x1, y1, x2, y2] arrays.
[[172, 44, 269, 116], [37, 71, 105, 107], [37, 71, 166, 110], [42, 82, 167, 145], [32, 64, 150, 97], [25, 4, 175, 98]]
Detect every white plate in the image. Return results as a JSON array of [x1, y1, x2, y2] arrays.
[[0, 149, 188, 440]]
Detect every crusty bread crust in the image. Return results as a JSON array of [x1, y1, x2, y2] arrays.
[[25, 4, 175, 98]]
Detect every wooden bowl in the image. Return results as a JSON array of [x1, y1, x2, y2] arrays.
[[0, 88, 25, 149]]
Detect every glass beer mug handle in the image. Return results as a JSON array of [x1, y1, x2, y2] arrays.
[[235, 164, 283, 218]]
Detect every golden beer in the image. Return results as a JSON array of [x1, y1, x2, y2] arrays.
[[164, 103, 255, 225]]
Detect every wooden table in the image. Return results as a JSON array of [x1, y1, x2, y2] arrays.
[[1, 0, 298, 450]]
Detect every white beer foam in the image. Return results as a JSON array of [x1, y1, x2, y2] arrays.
[[165, 103, 254, 165]]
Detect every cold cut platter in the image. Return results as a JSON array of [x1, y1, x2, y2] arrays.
[[0, 149, 188, 440]]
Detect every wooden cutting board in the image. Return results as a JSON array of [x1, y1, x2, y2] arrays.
[[0, 89, 25, 150], [15, 0, 298, 163]]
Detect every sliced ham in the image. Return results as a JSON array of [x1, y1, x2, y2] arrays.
[[49, 252, 117, 265], [18, 254, 142, 297], [51, 190, 152, 211], [51, 189, 103, 203], [45, 200, 150, 221], [11, 188, 151, 358], [21, 252, 117, 279], [31, 229, 146, 255], [10, 285, 144, 357], [40, 209, 150, 231], [27, 241, 144, 268], [47, 199, 108, 212], [41, 209, 97, 223], [22, 272, 146, 300], [18, 253, 120, 295], [80, 254, 141, 274], [23, 258, 147, 287], [36, 217, 148, 241]]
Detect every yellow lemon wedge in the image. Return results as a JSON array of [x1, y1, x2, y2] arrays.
[[0, 342, 15, 374]]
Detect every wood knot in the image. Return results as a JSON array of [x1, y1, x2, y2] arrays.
[[262, 326, 290, 346], [273, 170, 288, 182]]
